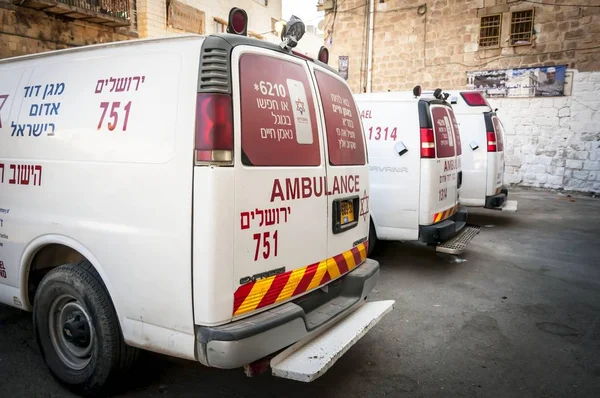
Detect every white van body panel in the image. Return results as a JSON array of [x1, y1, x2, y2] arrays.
[[192, 167, 236, 326], [455, 114, 487, 206], [0, 36, 205, 359], [358, 99, 420, 241]]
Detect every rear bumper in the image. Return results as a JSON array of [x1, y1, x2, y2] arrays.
[[485, 186, 509, 209], [195, 258, 380, 369], [419, 206, 468, 244]]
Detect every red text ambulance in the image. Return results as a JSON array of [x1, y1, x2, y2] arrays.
[[354, 87, 480, 255], [0, 10, 393, 394]]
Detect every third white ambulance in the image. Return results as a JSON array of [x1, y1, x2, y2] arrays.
[[354, 88, 480, 255], [446, 90, 518, 211]]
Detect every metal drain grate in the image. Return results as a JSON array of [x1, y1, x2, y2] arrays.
[[436, 224, 481, 255]]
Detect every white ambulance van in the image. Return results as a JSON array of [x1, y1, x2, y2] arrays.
[[354, 87, 480, 256], [445, 90, 517, 211], [0, 9, 393, 394]]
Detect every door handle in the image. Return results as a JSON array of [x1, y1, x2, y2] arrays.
[[394, 141, 408, 156], [469, 141, 479, 150]]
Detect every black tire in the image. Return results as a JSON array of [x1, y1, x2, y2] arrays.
[[368, 217, 378, 257], [33, 260, 139, 396]]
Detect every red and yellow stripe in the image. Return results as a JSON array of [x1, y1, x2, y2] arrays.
[[433, 204, 459, 223], [233, 242, 368, 317]]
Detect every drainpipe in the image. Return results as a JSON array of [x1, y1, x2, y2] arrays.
[[366, 0, 375, 93]]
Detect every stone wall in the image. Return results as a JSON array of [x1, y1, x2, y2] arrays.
[[323, 0, 600, 93], [488, 71, 600, 193], [0, 1, 136, 59]]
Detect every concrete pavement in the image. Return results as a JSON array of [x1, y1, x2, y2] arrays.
[[1, 188, 599, 397]]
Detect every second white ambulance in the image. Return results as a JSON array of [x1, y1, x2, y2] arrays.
[[0, 9, 393, 395], [354, 88, 479, 255]]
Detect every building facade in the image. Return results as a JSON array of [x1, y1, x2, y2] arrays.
[[137, 0, 282, 41], [321, 0, 600, 192], [0, 0, 138, 59]]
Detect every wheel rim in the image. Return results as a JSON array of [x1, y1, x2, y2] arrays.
[[48, 294, 94, 370]]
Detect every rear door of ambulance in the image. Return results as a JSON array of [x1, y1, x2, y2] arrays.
[[230, 47, 328, 319], [447, 107, 463, 193], [485, 111, 506, 196], [355, 97, 420, 240], [419, 100, 459, 226], [309, 64, 369, 272]]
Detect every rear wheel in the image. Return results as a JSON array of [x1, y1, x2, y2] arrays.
[[33, 261, 138, 395], [368, 218, 378, 257]]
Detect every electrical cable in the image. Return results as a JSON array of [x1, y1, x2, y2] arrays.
[[338, 3, 427, 13], [425, 44, 600, 68], [509, 0, 600, 7]]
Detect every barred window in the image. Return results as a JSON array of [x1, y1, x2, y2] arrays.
[[479, 14, 502, 48], [510, 9, 534, 46]]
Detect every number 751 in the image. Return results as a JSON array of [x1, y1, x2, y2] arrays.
[[253, 231, 279, 261], [97, 101, 132, 131]]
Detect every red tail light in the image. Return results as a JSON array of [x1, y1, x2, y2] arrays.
[[487, 131, 497, 152], [195, 93, 233, 165], [460, 92, 489, 107], [420, 128, 435, 158]]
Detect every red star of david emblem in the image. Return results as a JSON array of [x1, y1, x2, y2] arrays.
[[295, 98, 305, 115], [360, 189, 370, 222]]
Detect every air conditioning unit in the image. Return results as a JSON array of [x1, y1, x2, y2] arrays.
[[317, 0, 334, 11]]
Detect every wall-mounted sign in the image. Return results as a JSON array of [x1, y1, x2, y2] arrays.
[[338, 56, 349, 81], [167, 0, 205, 34], [466, 65, 567, 98]]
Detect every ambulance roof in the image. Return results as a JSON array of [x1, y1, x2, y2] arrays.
[[0, 34, 205, 64], [354, 91, 443, 103]]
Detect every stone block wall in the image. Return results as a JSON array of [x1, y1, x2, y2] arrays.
[[488, 72, 600, 193], [0, 1, 136, 59], [323, 0, 600, 93]]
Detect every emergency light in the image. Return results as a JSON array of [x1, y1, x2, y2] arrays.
[[280, 15, 305, 51], [227, 7, 248, 36], [318, 46, 329, 64], [413, 85, 422, 97]]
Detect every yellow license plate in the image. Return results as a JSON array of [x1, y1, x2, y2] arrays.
[[340, 201, 355, 225]]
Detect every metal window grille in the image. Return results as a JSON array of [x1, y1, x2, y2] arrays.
[[510, 9, 534, 46], [58, 0, 131, 20], [479, 14, 502, 48]]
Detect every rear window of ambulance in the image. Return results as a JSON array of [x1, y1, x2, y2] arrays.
[[313, 70, 366, 166], [239, 53, 320, 166], [430, 105, 456, 159], [492, 116, 505, 152], [448, 110, 462, 156]]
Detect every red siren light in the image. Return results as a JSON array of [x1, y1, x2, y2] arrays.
[[227, 7, 248, 36], [413, 85, 422, 97], [317, 46, 329, 64]]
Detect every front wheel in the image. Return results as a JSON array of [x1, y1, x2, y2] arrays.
[[33, 261, 138, 395]]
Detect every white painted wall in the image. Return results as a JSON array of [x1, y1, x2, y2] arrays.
[[488, 71, 600, 193]]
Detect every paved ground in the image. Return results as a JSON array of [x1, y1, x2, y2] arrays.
[[1, 188, 599, 397]]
